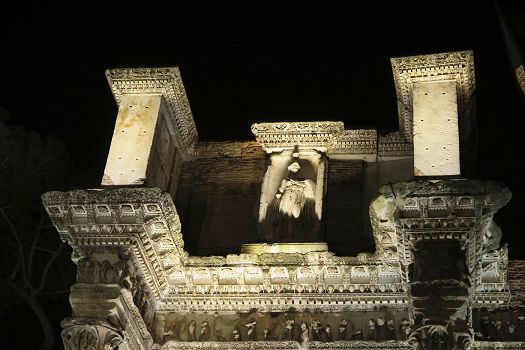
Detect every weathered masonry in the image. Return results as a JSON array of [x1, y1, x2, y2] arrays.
[[43, 51, 525, 350]]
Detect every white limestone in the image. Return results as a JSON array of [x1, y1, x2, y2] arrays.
[[102, 94, 163, 186], [412, 80, 460, 176]]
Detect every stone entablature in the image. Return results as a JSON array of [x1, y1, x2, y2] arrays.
[[377, 132, 413, 158], [251, 121, 345, 152], [44, 178, 520, 349], [43, 187, 407, 313], [159, 340, 413, 349], [106, 67, 198, 154], [43, 179, 512, 316], [251, 122, 396, 158], [156, 341, 525, 350]]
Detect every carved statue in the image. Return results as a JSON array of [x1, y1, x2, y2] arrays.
[[185, 320, 197, 341], [264, 160, 319, 242], [400, 319, 411, 340], [483, 220, 502, 252], [299, 321, 309, 343], [281, 316, 300, 341], [263, 328, 275, 341], [337, 319, 348, 340], [386, 318, 397, 340], [99, 260, 117, 284], [367, 319, 378, 341], [199, 320, 211, 341], [310, 320, 322, 341], [230, 327, 242, 341], [375, 317, 387, 341], [77, 257, 96, 283], [322, 325, 333, 342], [245, 318, 257, 341]]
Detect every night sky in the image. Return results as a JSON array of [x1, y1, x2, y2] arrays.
[[1, 0, 525, 258]]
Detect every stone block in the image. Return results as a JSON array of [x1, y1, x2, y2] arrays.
[[102, 94, 163, 186], [413, 80, 460, 176]]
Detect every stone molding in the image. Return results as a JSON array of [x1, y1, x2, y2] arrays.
[[43, 180, 513, 312], [43, 180, 521, 349], [105, 67, 198, 152], [329, 129, 378, 155], [43, 187, 407, 313], [251, 121, 344, 150], [377, 132, 413, 158], [160, 340, 412, 350], [250, 122, 380, 156], [370, 179, 512, 314], [474, 343, 525, 349], [390, 50, 476, 142]]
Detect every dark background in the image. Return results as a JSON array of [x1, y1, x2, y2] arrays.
[[1, 0, 524, 348]]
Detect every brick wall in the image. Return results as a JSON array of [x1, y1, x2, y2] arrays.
[[325, 159, 373, 255], [175, 141, 265, 255]]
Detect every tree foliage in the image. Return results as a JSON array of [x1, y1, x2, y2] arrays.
[[0, 107, 76, 350]]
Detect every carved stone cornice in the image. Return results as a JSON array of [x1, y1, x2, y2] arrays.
[[251, 121, 344, 151], [46, 181, 510, 314], [43, 188, 186, 300], [105, 67, 198, 152], [474, 342, 525, 349], [329, 129, 377, 155], [250, 122, 379, 156], [160, 340, 412, 350], [370, 180, 512, 304], [159, 291, 407, 313], [390, 50, 475, 141], [43, 187, 408, 313], [378, 132, 413, 158]]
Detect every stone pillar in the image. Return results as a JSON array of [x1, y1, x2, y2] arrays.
[[63, 248, 154, 350], [102, 67, 199, 197], [412, 80, 460, 176], [102, 94, 164, 186], [62, 318, 127, 350], [390, 51, 477, 177]]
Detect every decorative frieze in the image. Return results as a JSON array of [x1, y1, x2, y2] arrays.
[[329, 129, 377, 155], [251, 122, 344, 151], [43, 187, 408, 314], [160, 341, 412, 350]]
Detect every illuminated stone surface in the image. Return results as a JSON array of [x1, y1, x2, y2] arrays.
[[413, 80, 460, 176], [103, 94, 163, 186], [43, 51, 525, 350], [390, 50, 477, 176]]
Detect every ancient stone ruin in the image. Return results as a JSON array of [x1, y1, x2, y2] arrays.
[[43, 51, 525, 350]]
